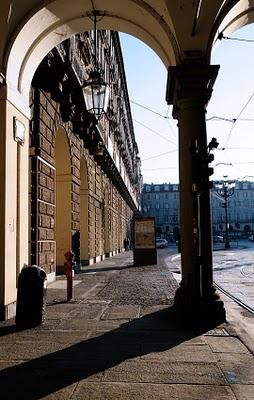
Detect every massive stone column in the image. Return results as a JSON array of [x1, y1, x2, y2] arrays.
[[166, 64, 225, 323]]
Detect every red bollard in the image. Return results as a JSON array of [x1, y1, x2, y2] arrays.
[[64, 251, 74, 301]]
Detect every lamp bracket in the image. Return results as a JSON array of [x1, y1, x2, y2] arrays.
[[87, 10, 105, 22]]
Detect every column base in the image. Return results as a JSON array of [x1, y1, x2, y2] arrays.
[[0, 301, 17, 321], [173, 287, 226, 326]]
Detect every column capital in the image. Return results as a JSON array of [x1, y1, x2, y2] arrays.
[[166, 64, 220, 113]]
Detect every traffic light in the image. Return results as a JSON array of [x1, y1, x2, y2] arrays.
[[200, 152, 214, 188], [200, 154, 214, 183], [191, 140, 216, 191]]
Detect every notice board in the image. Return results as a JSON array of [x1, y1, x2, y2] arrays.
[[133, 217, 157, 266]]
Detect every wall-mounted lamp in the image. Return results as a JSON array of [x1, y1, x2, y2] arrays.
[[82, 10, 110, 121]]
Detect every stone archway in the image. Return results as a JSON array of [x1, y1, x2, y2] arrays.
[[55, 127, 72, 275], [2, 0, 254, 320], [4, 1, 178, 115]]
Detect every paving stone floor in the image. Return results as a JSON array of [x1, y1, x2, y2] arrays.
[[0, 251, 254, 399]]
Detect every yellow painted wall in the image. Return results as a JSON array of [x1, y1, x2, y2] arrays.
[[0, 88, 29, 314]]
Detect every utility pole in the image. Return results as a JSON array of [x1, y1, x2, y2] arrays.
[[215, 176, 235, 249]]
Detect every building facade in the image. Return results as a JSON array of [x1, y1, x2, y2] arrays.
[[141, 183, 180, 240], [142, 181, 254, 238], [30, 31, 142, 278], [1, 30, 142, 319], [212, 181, 254, 234]]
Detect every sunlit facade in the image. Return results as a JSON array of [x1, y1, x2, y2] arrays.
[[142, 181, 254, 237]]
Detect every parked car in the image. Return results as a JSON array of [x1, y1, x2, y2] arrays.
[[213, 235, 224, 243], [156, 238, 168, 248]]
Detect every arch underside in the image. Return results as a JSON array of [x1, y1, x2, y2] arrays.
[[5, 0, 178, 108], [4, 0, 254, 115]]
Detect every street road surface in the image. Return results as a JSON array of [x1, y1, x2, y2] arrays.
[[163, 240, 254, 312], [213, 240, 254, 311]]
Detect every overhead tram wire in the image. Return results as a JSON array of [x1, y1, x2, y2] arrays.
[[143, 167, 177, 171], [207, 115, 254, 122], [220, 147, 254, 150], [206, 116, 235, 122], [141, 149, 178, 162], [213, 34, 254, 147], [218, 33, 254, 43], [133, 119, 177, 146], [223, 90, 254, 149], [130, 99, 173, 119]]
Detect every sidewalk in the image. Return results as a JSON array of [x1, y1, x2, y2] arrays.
[[0, 251, 254, 399]]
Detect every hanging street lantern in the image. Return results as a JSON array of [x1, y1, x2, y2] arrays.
[[82, 10, 110, 120], [83, 70, 110, 119]]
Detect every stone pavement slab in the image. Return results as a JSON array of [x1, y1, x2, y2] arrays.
[[0, 250, 254, 399], [205, 336, 251, 353], [102, 359, 227, 385], [216, 353, 254, 384], [72, 382, 236, 400], [231, 384, 254, 400], [140, 342, 216, 362], [101, 305, 140, 320]]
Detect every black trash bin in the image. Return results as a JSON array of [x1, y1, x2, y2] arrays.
[[16, 265, 47, 328]]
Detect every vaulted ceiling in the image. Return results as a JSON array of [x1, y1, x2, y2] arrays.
[[1, 0, 254, 105]]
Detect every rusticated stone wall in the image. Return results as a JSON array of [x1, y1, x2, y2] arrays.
[[30, 88, 133, 274]]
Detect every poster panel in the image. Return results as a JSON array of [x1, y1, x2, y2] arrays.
[[134, 217, 155, 249]]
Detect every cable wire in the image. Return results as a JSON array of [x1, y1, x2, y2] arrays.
[[130, 99, 173, 119], [219, 33, 254, 43], [207, 115, 254, 122], [223, 90, 254, 148], [141, 149, 178, 162], [143, 167, 177, 171], [133, 119, 177, 146]]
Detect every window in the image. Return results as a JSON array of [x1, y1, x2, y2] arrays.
[[164, 185, 169, 191], [165, 204, 169, 209], [156, 203, 160, 209], [155, 185, 160, 191], [155, 194, 160, 200], [146, 186, 151, 192]]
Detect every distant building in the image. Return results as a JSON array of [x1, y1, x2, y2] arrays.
[[141, 183, 180, 239], [212, 181, 254, 234], [141, 181, 254, 238]]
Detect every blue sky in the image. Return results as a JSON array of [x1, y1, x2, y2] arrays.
[[120, 23, 254, 184]]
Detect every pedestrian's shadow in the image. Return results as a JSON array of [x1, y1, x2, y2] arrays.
[[0, 307, 220, 399]]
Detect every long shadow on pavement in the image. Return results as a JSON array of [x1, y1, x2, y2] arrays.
[[0, 307, 218, 399]]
